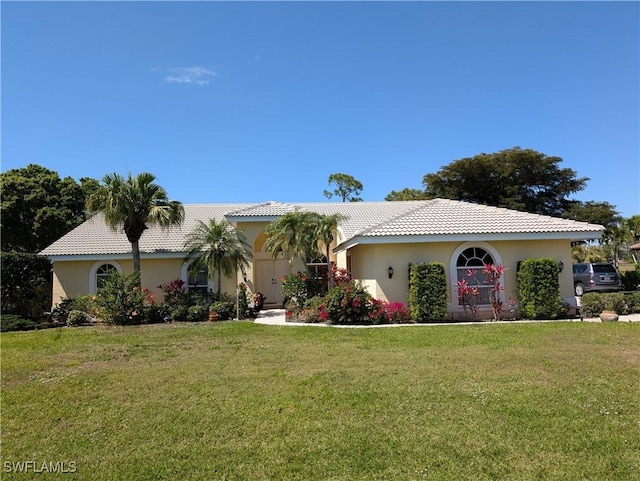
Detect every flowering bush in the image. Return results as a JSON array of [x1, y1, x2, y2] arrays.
[[324, 281, 373, 324], [456, 273, 480, 321], [94, 272, 153, 325]]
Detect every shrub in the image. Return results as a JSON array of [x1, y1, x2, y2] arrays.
[[625, 292, 640, 313], [67, 310, 91, 326], [143, 303, 169, 324], [187, 305, 208, 322], [0, 314, 37, 332], [237, 283, 249, 319], [324, 281, 373, 325], [210, 300, 235, 320], [170, 305, 189, 322], [580, 293, 605, 317], [621, 265, 640, 291], [517, 258, 564, 320], [603, 292, 628, 315], [1, 252, 52, 321], [409, 263, 447, 323], [369, 300, 412, 324], [93, 272, 151, 325]]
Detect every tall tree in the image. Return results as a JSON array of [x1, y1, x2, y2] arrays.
[[323, 173, 363, 202], [0, 164, 90, 253], [86, 172, 184, 274], [422, 147, 589, 216], [385, 188, 430, 201], [184, 219, 253, 296]]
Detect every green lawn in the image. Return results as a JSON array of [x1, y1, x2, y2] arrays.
[[2, 321, 639, 480]]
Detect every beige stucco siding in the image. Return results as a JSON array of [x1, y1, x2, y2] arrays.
[[348, 238, 574, 313]]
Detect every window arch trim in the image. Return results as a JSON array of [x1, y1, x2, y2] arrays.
[[449, 242, 504, 310], [89, 261, 123, 294]]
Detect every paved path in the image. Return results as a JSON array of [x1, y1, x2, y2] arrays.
[[255, 308, 640, 327]]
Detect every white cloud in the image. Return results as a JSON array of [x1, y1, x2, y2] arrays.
[[164, 66, 217, 86]]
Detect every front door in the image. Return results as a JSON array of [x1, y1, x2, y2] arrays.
[[256, 259, 290, 307]]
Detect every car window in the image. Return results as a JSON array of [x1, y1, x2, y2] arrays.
[[573, 265, 588, 274], [593, 265, 616, 274]]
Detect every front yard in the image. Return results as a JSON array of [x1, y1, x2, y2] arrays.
[[1, 321, 639, 480]]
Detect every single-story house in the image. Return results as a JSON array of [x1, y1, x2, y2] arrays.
[[39, 199, 604, 319]]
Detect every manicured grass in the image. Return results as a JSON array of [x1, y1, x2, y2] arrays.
[[2, 321, 639, 480]]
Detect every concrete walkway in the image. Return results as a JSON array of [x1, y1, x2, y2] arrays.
[[255, 308, 640, 327]]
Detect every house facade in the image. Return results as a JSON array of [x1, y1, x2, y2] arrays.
[[39, 199, 604, 319]]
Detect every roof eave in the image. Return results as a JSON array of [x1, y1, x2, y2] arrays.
[[333, 230, 604, 253]]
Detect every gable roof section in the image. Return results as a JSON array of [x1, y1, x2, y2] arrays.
[[39, 204, 252, 259], [334, 198, 604, 250], [40, 199, 604, 260]]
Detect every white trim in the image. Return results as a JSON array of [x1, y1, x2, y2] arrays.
[[334, 230, 603, 252], [43, 252, 187, 262], [180, 263, 214, 292], [448, 242, 504, 313], [88, 260, 123, 294]]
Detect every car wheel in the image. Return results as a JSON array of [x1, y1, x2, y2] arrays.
[[575, 283, 584, 296]]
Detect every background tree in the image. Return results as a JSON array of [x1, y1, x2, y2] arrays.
[[422, 147, 588, 216], [323, 173, 363, 202], [86, 172, 184, 274], [184, 219, 253, 296], [385, 188, 430, 201], [0, 164, 91, 252]]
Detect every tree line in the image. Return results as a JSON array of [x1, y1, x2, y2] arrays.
[[2, 147, 639, 263]]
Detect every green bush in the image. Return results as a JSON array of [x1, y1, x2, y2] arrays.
[[580, 293, 605, 317], [604, 292, 628, 315], [324, 281, 373, 325], [93, 272, 151, 325], [0, 314, 37, 332], [625, 292, 640, 313], [1, 252, 52, 321], [409, 262, 447, 323], [210, 300, 235, 320], [237, 283, 249, 319], [621, 265, 640, 291], [170, 305, 189, 322], [517, 258, 564, 320], [143, 303, 169, 324], [187, 305, 208, 322], [67, 310, 91, 326]]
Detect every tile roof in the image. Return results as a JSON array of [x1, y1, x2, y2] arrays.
[[39, 199, 604, 258], [39, 204, 252, 257]]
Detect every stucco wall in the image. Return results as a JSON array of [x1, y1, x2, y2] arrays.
[[348, 238, 574, 316]]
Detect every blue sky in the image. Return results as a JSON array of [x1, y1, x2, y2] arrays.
[[2, 1, 638, 218]]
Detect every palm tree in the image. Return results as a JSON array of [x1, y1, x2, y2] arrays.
[[184, 219, 252, 296], [314, 213, 346, 288], [87, 172, 184, 275], [264, 210, 320, 273]]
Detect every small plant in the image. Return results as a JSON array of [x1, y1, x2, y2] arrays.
[[237, 283, 249, 319], [484, 263, 506, 321], [187, 305, 208, 322], [457, 275, 480, 321], [67, 310, 91, 326]]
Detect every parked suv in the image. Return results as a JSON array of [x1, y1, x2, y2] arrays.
[[572, 263, 622, 296]]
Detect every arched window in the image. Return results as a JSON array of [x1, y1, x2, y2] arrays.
[[450, 242, 503, 308], [456, 247, 494, 304], [188, 266, 209, 292], [306, 255, 328, 280], [180, 263, 214, 292], [89, 261, 123, 294]]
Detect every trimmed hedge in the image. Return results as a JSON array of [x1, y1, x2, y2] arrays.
[[409, 262, 448, 323], [517, 258, 563, 320]]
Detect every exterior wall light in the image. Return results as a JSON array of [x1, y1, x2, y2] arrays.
[[388, 266, 394, 279]]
